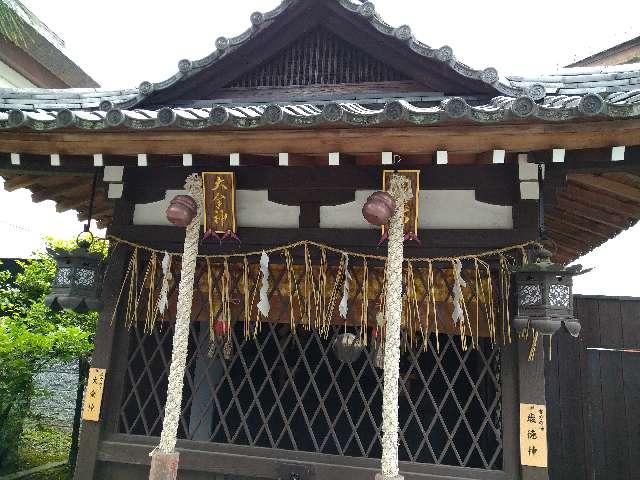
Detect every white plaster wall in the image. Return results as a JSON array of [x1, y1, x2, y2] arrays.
[[135, 188, 512, 230], [134, 189, 300, 228], [321, 190, 513, 229], [419, 190, 513, 229], [0, 60, 35, 87]]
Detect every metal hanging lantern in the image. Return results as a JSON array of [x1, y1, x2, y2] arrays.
[[512, 246, 587, 337], [45, 239, 104, 313], [45, 169, 104, 313], [334, 332, 364, 363]]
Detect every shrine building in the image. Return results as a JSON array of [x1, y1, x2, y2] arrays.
[[1, 1, 640, 480]]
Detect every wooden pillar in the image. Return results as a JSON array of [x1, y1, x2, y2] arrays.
[[518, 339, 550, 480], [73, 200, 134, 480]]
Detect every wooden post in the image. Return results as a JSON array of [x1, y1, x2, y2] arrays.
[[72, 200, 134, 480], [518, 339, 550, 480], [68, 355, 89, 473], [149, 452, 180, 480], [72, 242, 132, 480]]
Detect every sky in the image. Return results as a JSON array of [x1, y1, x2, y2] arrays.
[[1, 0, 639, 295]]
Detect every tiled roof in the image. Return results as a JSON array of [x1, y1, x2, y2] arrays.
[[507, 63, 640, 95], [1, 92, 639, 131], [0, 88, 138, 111], [1, 0, 640, 129]]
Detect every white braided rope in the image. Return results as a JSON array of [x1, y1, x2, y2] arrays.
[[157, 174, 203, 454], [380, 175, 412, 479]]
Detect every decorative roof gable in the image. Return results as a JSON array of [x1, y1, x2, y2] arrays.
[[224, 26, 411, 89], [134, 0, 529, 107]]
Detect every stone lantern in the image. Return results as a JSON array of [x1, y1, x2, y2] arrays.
[[512, 247, 586, 337], [45, 240, 104, 313]]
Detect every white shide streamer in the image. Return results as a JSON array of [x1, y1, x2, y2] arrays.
[[339, 254, 351, 319], [452, 259, 467, 325], [257, 251, 270, 318]]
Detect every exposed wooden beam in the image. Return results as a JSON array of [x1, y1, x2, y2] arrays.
[[545, 218, 606, 243], [569, 173, 640, 203], [550, 243, 580, 263], [555, 194, 632, 230], [546, 211, 614, 240], [122, 164, 517, 204], [2, 175, 39, 191], [3, 120, 640, 156], [562, 184, 640, 218], [545, 225, 601, 252], [31, 181, 91, 203], [601, 172, 640, 188]]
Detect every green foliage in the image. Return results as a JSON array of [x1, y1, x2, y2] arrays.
[[0, 239, 106, 468], [0, 419, 71, 478]]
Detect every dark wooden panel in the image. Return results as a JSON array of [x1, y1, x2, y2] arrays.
[[544, 337, 563, 480], [587, 350, 606, 480], [555, 330, 587, 479], [575, 296, 601, 348], [598, 350, 629, 479], [620, 300, 640, 348], [622, 351, 640, 476], [122, 164, 517, 205], [573, 298, 593, 479], [597, 299, 624, 349], [98, 434, 511, 480]]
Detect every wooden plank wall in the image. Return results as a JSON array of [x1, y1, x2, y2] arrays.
[[546, 295, 640, 480]]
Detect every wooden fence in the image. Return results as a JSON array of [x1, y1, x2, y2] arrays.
[[546, 295, 640, 480]]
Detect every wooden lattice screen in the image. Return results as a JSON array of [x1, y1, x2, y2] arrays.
[[117, 248, 506, 470], [120, 322, 502, 469], [225, 27, 411, 88]]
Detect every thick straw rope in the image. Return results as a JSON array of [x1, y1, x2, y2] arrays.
[[156, 174, 203, 454], [107, 236, 537, 263], [380, 175, 412, 480]]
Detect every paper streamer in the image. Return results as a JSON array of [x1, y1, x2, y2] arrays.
[[452, 259, 467, 325], [257, 251, 270, 318], [339, 254, 351, 319], [157, 251, 172, 316]]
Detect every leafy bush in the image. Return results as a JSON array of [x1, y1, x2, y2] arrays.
[[0, 240, 104, 468]]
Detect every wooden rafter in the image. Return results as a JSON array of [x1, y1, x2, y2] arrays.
[[555, 194, 632, 230], [546, 211, 614, 240], [562, 184, 640, 218], [2, 174, 39, 191], [569, 173, 640, 203]]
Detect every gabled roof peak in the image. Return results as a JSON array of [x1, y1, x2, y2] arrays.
[[128, 0, 534, 108]]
